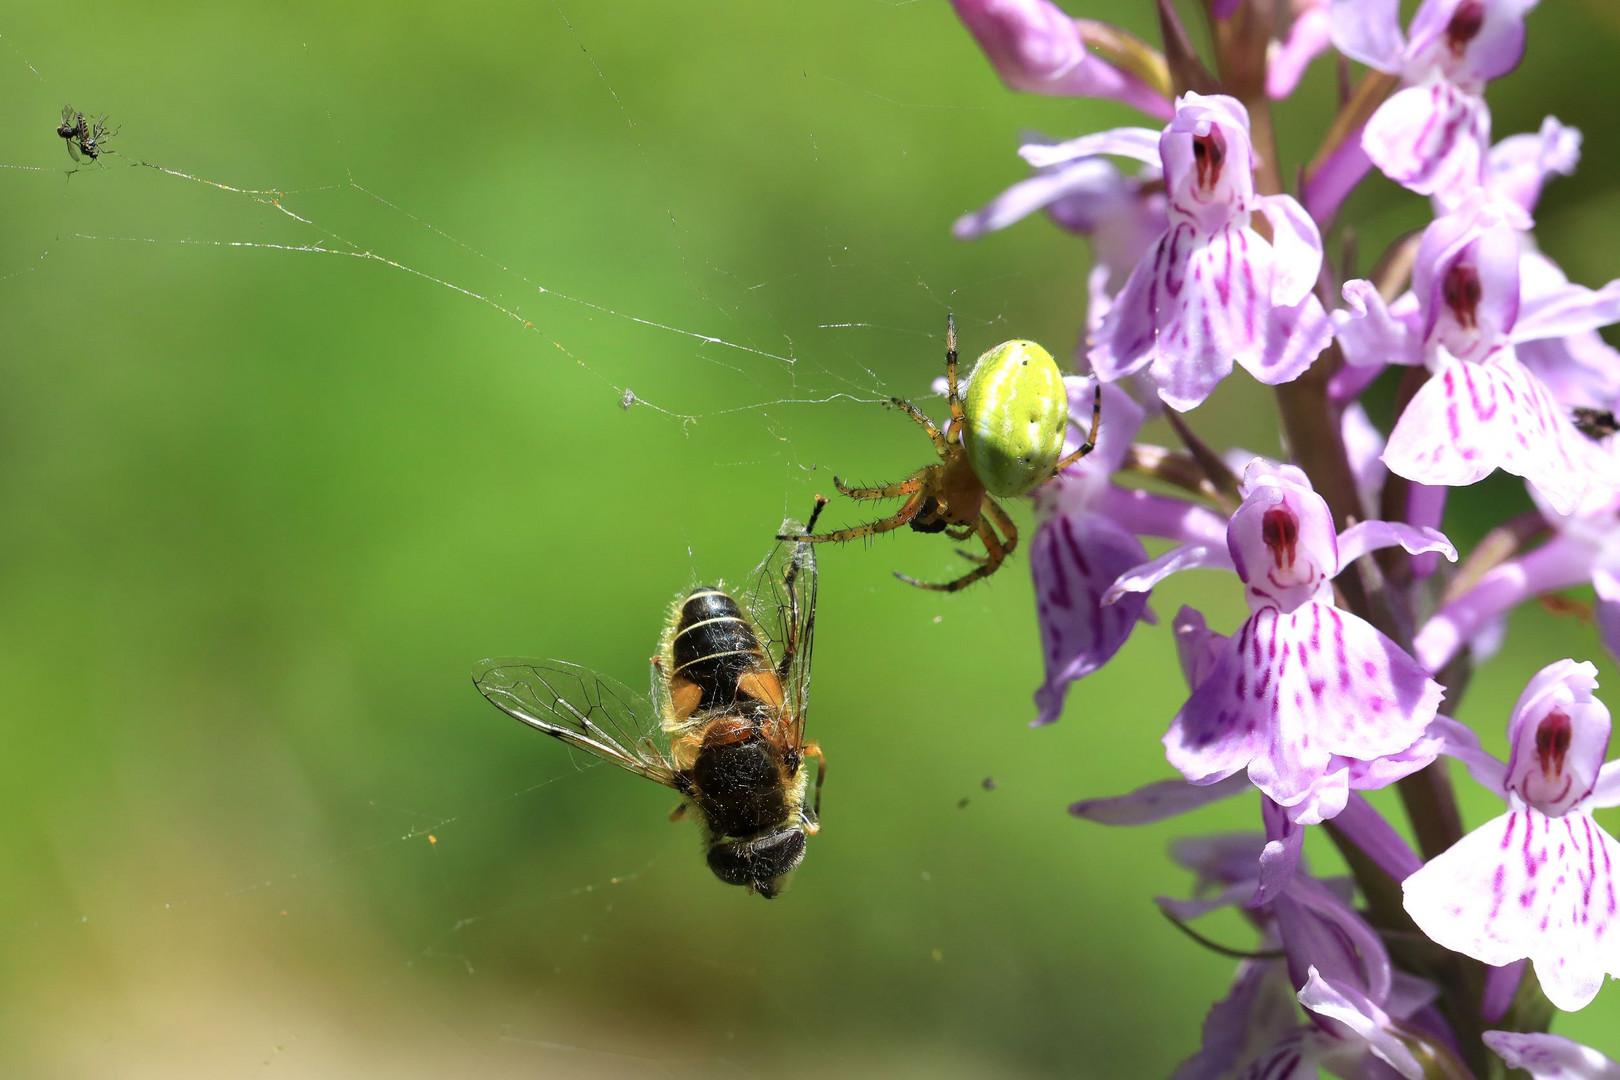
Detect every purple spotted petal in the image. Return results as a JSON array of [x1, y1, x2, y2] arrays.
[[1173, 605, 1227, 689], [1276, 876, 1394, 1002], [1362, 81, 1490, 196], [1382, 348, 1612, 515], [1092, 224, 1331, 410], [1485, 1030, 1620, 1079], [1030, 508, 1151, 725], [1406, 0, 1538, 85], [1166, 603, 1442, 815], [1401, 808, 1620, 1011], [1295, 968, 1424, 1079], [1068, 772, 1250, 825], [1329, 0, 1405, 72]]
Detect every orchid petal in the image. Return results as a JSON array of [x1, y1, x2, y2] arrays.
[[1019, 126, 1161, 169], [1171, 962, 1306, 1080], [1429, 715, 1508, 792], [1257, 196, 1324, 307], [1402, 809, 1620, 1011], [1173, 605, 1227, 690], [1503, 659, 1610, 816], [1382, 349, 1613, 516], [1278, 879, 1394, 1004], [1251, 797, 1304, 907], [1105, 542, 1234, 605], [1030, 509, 1151, 725], [1335, 793, 1423, 880], [1335, 521, 1457, 571], [1514, 275, 1620, 345], [1335, 279, 1422, 368], [1266, 4, 1333, 100], [953, 158, 1122, 240], [1328, 0, 1404, 72], [1362, 82, 1490, 197], [1484, 1030, 1620, 1080], [1592, 759, 1620, 810], [1068, 772, 1250, 825], [1165, 604, 1443, 809], [1296, 968, 1424, 1079], [1486, 116, 1581, 219]]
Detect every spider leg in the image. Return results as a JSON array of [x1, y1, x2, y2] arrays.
[[1050, 381, 1103, 474], [831, 473, 926, 500], [791, 488, 928, 544], [894, 510, 1008, 592], [944, 523, 975, 542], [983, 495, 1019, 559], [945, 312, 966, 429], [889, 397, 948, 455], [775, 495, 828, 679]]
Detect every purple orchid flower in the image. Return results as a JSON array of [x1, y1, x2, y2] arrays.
[[1402, 659, 1620, 1011], [1106, 459, 1454, 824], [1021, 93, 1332, 411], [1165, 834, 1441, 1080], [1331, 0, 1540, 197], [1485, 1031, 1620, 1080], [1435, 114, 1582, 226], [1029, 380, 1228, 725], [950, 0, 1172, 118], [1336, 196, 1620, 514], [1414, 481, 1620, 673], [954, 153, 1168, 337], [1267, 0, 1334, 100]]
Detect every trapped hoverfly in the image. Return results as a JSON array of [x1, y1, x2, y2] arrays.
[[473, 498, 828, 899]]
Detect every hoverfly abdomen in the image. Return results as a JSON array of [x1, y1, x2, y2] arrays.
[[690, 723, 795, 838], [667, 587, 782, 717]]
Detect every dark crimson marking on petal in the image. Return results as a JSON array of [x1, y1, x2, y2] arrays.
[[1443, 263, 1482, 330], [1192, 128, 1226, 192], [1534, 709, 1573, 781], [1446, 0, 1485, 56], [1262, 507, 1299, 571], [1059, 515, 1091, 578]]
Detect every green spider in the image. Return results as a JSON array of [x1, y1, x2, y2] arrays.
[[785, 315, 1101, 592]]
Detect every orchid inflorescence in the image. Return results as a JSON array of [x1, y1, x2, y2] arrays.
[[949, 0, 1620, 1075]]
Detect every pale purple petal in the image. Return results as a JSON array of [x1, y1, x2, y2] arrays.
[[1335, 521, 1457, 571], [1020, 126, 1162, 169], [1430, 714, 1508, 792], [1486, 116, 1581, 219], [1335, 279, 1423, 369], [1591, 759, 1620, 810], [1171, 962, 1306, 1080], [1382, 349, 1612, 516], [1296, 968, 1424, 1079], [1484, 1030, 1620, 1080], [1030, 509, 1151, 725], [1419, 203, 1521, 360], [1410, 0, 1538, 85], [1362, 82, 1490, 197], [1401, 808, 1620, 1011], [1341, 403, 1390, 514], [1514, 274, 1620, 345], [1413, 536, 1598, 673], [1345, 731, 1443, 792], [1267, 2, 1332, 99], [1173, 605, 1228, 690], [1278, 876, 1394, 999], [1227, 460, 1338, 611], [951, 0, 1171, 114], [1068, 772, 1250, 824], [1166, 603, 1443, 809], [1503, 659, 1610, 816], [1098, 486, 1231, 548], [1105, 542, 1234, 604], [1481, 959, 1525, 1024], [1257, 195, 1325, 306], [1335, 793, 1423, 880], [1252, 797, 1305, 906], [1060, 375, 1142, 477], [953, 158, 1121, 240], [1518, 333, 1620, 411], [1328, 0, 1405, 72]]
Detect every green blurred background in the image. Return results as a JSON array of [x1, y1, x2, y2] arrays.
[[2, 1, 1619, 1075]]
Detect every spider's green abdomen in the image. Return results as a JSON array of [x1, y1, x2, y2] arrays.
[[961, 340, 1068, 498]]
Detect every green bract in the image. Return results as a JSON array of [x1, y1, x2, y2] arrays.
[[961, 339, 1068, 498]]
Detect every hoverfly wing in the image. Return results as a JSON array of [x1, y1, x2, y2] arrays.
[[472, 658, 678, 786], [749, 516, 819, 740]]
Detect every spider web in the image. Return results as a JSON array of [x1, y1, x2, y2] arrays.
[[0, 2, 1321, 1077]]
